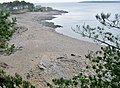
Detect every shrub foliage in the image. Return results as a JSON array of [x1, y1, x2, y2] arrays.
[[0, 9, 16, 55], [0, 69, 35, 88]]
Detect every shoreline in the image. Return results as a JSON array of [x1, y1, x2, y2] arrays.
[[35, 9, 68, 28], [0, 11, 100, 88]]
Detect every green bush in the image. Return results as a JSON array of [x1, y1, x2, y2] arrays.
[[0, 9, 16, 55], [0, 69, 35, 88]]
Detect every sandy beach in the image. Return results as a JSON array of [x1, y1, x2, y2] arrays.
[[0, 11, 100, 87]]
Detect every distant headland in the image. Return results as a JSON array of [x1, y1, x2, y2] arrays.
[[79, 1, 120, 3]]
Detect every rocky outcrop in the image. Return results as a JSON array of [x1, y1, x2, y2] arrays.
[[28, 54, 95, 87]]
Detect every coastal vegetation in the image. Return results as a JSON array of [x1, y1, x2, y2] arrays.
[[0, 0, 34, 13], [0, 0, 55, 14], [48, 13, 120, 88]]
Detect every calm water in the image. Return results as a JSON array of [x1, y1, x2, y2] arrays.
[[39, 2, 120, 42]]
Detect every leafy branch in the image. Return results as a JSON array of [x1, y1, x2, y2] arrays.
[[96, 13, 120, 29], [72, 13, 120, 50]]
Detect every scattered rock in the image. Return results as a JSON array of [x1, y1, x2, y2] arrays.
[[41, 21, 63, 28], [56, 25, 63, 28], [13, 25, 28, 34], [0, 62, 9, 69], [14, 46, 23, 51], [37, 64, 46, 71], [71, 54, 76, 56], [26, 73, 31, 79], [28, 54, 95, 88], [57, 57, 65, 60]]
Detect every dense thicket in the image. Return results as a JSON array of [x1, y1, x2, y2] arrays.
[[0, 1, 34, 11], [0, 0, 54, 13]]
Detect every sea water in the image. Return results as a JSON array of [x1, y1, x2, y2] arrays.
[[38, 2, 120, 42]]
